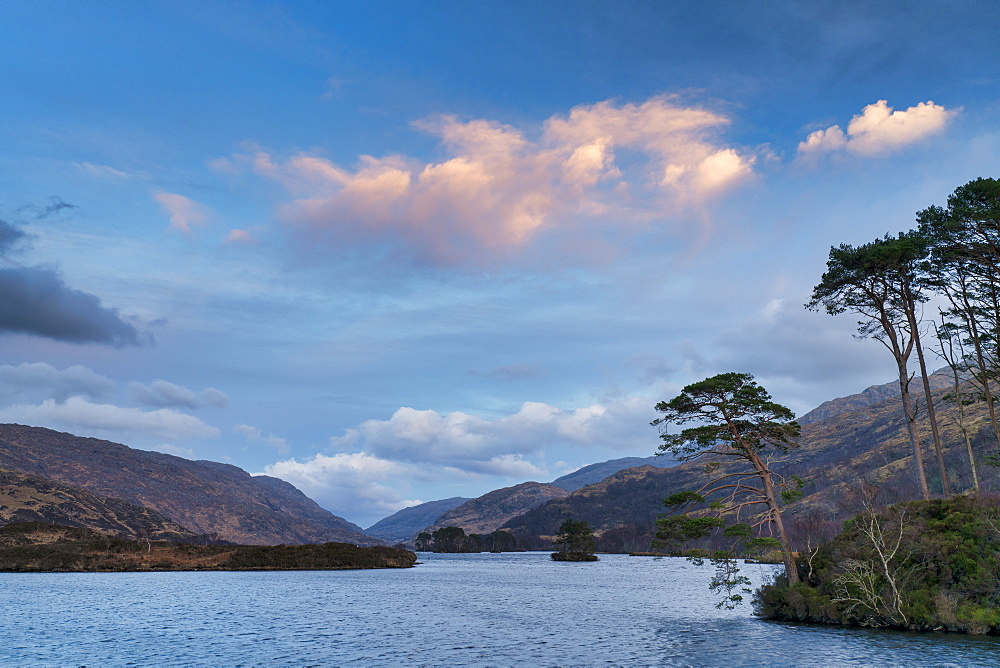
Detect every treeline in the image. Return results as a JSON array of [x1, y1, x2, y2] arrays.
[[809, 177, 1000, 498], [414, 526, 520, 553]]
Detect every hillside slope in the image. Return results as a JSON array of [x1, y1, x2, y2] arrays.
[[0, 469, 198, 541], [365, 497, 471, 545], [549, 456, 673, 491], [427, 482, 570, 535], [0, 424, 379, 546]]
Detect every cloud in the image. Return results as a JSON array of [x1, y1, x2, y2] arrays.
[[0, 266, 148, 346], [330, 397, 652, 475], [798, 100, 958, 158], [0, 219, 27, 253], [263, 452, 422, 522], [35, 197, 77, 220], [708, 296, 894, 416], [236, 423, 290, 454], [154, 192, 210, 233], [226, 229, 258, 244], [77, 162, 129, 179], [221, 96, 755, 266], [0, 396, 221, 442], [0, 362, 116, 403], [128, 380, 228, 409]]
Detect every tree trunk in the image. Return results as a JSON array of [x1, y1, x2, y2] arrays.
[[898, 361, 931, 500], [911, 323, 950, 496], [748, 450, 800, 584]]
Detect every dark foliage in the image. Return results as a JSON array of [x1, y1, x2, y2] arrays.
[[756, 495, 1000, 634]]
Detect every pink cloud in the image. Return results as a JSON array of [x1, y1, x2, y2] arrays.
[[219, 96, 755, 266], [798, 100, 958, 158], [154, 192, 209, 234]]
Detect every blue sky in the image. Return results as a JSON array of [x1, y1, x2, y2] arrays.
[[1, 1, 997, 527]]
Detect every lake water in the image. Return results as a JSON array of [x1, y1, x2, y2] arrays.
[[1, 552, 998, 666]]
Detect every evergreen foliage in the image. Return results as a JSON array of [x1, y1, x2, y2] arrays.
[[756, 495, 1000, 634]]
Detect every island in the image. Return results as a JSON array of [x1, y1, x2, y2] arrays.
[[0, 522, 417, 572]]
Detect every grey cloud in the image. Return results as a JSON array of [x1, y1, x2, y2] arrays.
[[129, 380, 228, 409], [0, 220, 27, 254], [0, 266, 149, 347], [34, 197, 77, 220], [0, 362, 116, 403]]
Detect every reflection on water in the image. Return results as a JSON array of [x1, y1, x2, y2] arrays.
[[2, 552, 997, 666]]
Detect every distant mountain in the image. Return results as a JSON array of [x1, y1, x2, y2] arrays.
[[365, 497, 471, 545], [426, 482, 570, 535], [550, 456, 674, 491], [797, 368, 952, 425], [503, 377, 999, 551], [0, 469, 198, 541], [0, 424, 379, 546]]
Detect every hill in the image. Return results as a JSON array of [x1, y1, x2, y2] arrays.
[[503, 379, 1000, 551], [549, 456, 673, 491], [0, 424, 379, 546], [426, 481, 570, 535], [365, 497, 471, 545], [0, 469, 198, 541]]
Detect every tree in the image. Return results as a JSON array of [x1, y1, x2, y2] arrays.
[[919, 178, 1000, 466], [807, 233, 946, 499], [551, 518, 597, 560], [652, 372, 802, 583]]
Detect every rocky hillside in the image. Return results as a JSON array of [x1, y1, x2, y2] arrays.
[[0, 424, 379, 546], [427, 482, 570, 535], [365, 497, 471, 545], [503, 379, 1000, 550], [549, 455, 673, 491], [797, 368, 951, 424], [0, 469, 198, 541]]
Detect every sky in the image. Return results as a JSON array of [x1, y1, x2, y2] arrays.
[[1, 1, 998, 528]]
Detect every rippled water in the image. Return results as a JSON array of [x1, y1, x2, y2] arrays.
[[2, 552, 998, 666]]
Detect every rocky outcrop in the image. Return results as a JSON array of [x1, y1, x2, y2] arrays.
[[0, 424, 379, 546], [0, 469, 197, 541]]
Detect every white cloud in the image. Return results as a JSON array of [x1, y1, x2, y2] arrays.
[[217, 96, 755, 266], [798, 100, 958, 158], [333, 397, 652, 474], [0, 396, 221, 442], [236, 423, 290, 454], [128, 380, 228, 409], [263, 452, 422, 523], [154, 192, 210, 233], [0, 362, 116, 403]]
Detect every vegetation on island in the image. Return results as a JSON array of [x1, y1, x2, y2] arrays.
[[756, 493, 1000, 634], [414, 526, 519, 553], [551, 518, 598, 561], [0, 522, 417, 572]]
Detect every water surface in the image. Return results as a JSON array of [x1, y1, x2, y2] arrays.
[[2, 552, 997, 666]]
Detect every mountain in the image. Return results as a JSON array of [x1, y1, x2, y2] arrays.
[[0, 424, 379, 546], [550, 456, 674, 491], [0, 469, 198, 541], [797, 368, 952, 425], [426, 481, 570, 535], [503, 378, 1000, 551], [364, 497, 471, 545]]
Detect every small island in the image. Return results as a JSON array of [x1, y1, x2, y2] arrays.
[[0, 522, 417, 572], [551, 518, 598, 562]]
